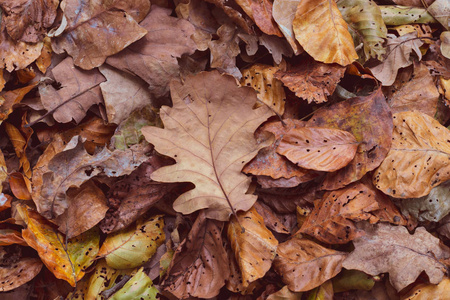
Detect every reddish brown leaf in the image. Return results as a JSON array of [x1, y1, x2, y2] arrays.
[[254, 201, 290, 234], [273, 237, 346, 292], [250, 0, 283, 37], [0, 257, 43, 292], [308, 88, 393, 190], [0, 229, 27, 246], [203, 0, 254, 34], [9, 172, 31, 200]]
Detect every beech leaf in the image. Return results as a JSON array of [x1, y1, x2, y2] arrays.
[[374, 111, 450, 198], [227, 206, 278, 287], [0, 257, 43, 292], [292, 0, 358, 66], [403, 277, 450, 300], [273, 237, 346, 292], [141, 71, 273, 221], [110, 268, 158, 300], [343, 223, 450, 291], [98, 215, 165, 269], [272, 0, 302, 54]]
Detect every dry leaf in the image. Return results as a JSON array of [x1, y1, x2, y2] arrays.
[[259, 33, 294, 65], [162, 211, 229, 299], [9, 172, 32, 200], [228, 207, 278, 287], [36, 37, 52, 74], [293, 0, 358, 66], [107, 6, 197, 97], [374, 111, 450, 198], [0, 229, 27, 246], [0, 83, 38, 124], [427, 0, 450, 30], [309, 88, 393, 190], [0, 0, 58, 43], [250, 0, 283, 37], [370, 33, 423, 86], [441, 31, 450, 59], [0, 257, 42, 292], [402, 277, 450, 300], [272, 0, 302, 54], [52, 0, 149, 70], [203, 0, 254, 34], [266, 285, 303, 300], [254, 201, 290, 234], [343, 222, 450, 291], [273, 237, 346, 292], [274, 57, 346, 104], [38, 57, 105, 124], [109, 267, 158, 300], [277, 127, 358, 172], [98, 215, 165, 269], [141, 71, 273, 221]]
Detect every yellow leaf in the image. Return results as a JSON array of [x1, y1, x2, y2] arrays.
[[292, 0, 358, 66], [98, 215, 165, 269], [402, 277, 450, 300], [18, 204, 99, 286], [228, 206, 278, 287]]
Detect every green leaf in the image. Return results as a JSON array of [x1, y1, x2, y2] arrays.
[[110, 268, 158, 300]]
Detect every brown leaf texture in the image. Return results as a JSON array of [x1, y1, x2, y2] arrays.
[[250, 0, 283, 37], [227, 207, 278, 287], [374, 111, 450, 198], [0, 0, 58, 43], [141, 71, 273, 221], [292, 0, 358, 66], [309, 88, 393, 190], [273, 237, 347, 292], [107, 6, 197, 97], [208, 24, 242, 78], [52, 0, 149, 69], [274, 57, 346, 104], [0, 257, 43, 292], [343, 223, 450, 291], [162, 211, 229, 299], [272, 0, 302, 54], [277, 127, 358, 172]]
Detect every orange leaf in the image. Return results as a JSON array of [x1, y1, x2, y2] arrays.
[[5, 123, 31, 179], [9, 172, 32, 200]]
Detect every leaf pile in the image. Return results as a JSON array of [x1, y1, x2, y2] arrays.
[[0, 0, 450, 299]]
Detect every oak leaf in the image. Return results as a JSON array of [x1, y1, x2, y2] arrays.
[[272, 0, 302, 54], [277, 127, 358, 172], [374, 111, 450, 198], [343, 223, 450, 291], [98, 215, 165, 269], [52, 0, 149, 70], [309, 88, 393, 190], [273, 237, 346, 292], [107, 6, 197, 97], [292, 0, 358, 66], [208, 24, 242, 78], [259, 33, 294, 64], [227, 207, 278, 287], [161, 211, 229, 299], [0, 257, 42, 292], [141, 71, 273, 221]]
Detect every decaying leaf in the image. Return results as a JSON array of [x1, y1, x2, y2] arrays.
[[162, 211, 229, 299], [293, 0, 358, 66], [249, 0, 283, 37], [402, 277, 450, 300], [254, 201, 290, 234], [273, 237, 346, 292], [309, 88, 393, 190], [0, 0, 59, 43], [277, 127, 358, 172], [374, 111, 450, 198], [142, 71, 273, 221], [109, 268, 158, 300], [98, 215, 165, 269], [274, 57, 346, 104], [427, 0, 450, 30], [38, 57, 105, 124], [0, 257, 43, 292], [107, 6, 197, 97], [266, 285, 303, 299], [228, 207, 278, 287], [370, 32, 423, 86], [343, 222, 450, 291], [272, 0, 302, 54], [18, 205, 99, 287], [52, 0, 149, 69]]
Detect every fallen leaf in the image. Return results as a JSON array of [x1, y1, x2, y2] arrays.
[[52, 0, 149, 69], [98, 215, 165, 269], [106, 6, 197, 97], [241, 64, 286, 115], [427, 0, 450, 30], [161, 211, 229, 299], [370, 32, 423, 86], [18, 205, 99, 287], [5, 122, 31, 178], [259, 33, 294, 65], [225, 243, 259, 295], [402, 277, 450, 300], [0, 83, 38, 124], [141, 71, 273, 221], [32, 136, 150, 219], [309, 88, 393, 190], [0, 0, 59, 43], [54, 181, 109, 238], [343, 222, 450, 291], [109, 267, 158, 300], [273, 237, 346, 292], [277, 127, 358, 172], [250, 0, 283, 37], [99, 65, 154, 125], [307, 280, 334, 300], [441, 31, 450, 59], [228, 207, 278, 287], [0, 257, 43, 292], [439, 76, 450, 107], [332, 269, 376, 293], [337, 0, 387, 61], [391, 0, 434, 6], [387, 62, 439, 116], [256, 183, 316, 214], [0, 229, 27, 246], [272, 0, 302, 54], [9, 172, 32, 200], [203, 0, 254, 34], [374, 111, 450, 198], [266, 285, 303, 300], [36, 37, 52, 74], [293, 0, 358, 66], [254, 201, 290, 234], [38, 56, 105, 124], [274, 57, 346, 104]]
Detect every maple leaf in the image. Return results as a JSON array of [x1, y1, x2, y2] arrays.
[[141, 71, 273, 221]]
